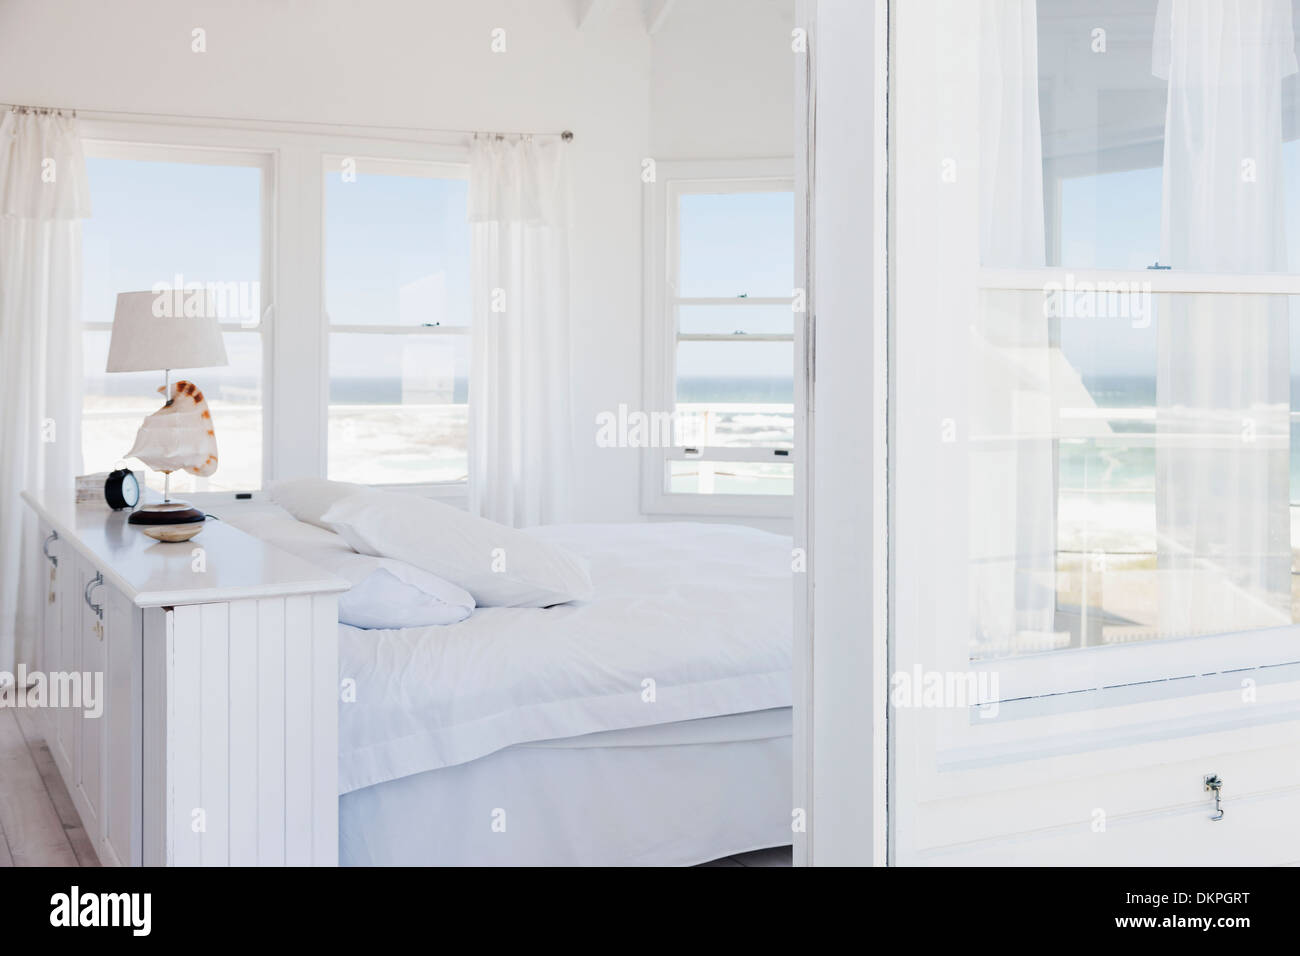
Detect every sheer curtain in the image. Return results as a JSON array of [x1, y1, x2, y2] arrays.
[[1153, 0, 1298, 634], [970, 0, 1059, 655], [0, 109, 91, 681], [466, 135, 573, 527]]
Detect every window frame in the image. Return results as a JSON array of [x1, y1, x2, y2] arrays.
[[641, 157, 797, 518], [320, 153, 471, 493], [972, 268, 1300, 703], [890, 0, 1300, 729], [79, 137, 275, 492], [77, 117, 473, 500]]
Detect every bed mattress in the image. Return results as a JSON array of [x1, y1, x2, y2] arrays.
[[338, 521, 793, 793]]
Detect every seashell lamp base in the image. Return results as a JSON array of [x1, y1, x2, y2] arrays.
[[140, 521, 206, 542]]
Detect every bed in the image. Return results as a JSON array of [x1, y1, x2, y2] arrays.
[[221, 504, 794, 866]]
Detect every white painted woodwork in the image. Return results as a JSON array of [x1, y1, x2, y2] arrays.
[[22, 490, 346, 608], [72, 556, 104, 845], [796, 0, 889, 867], [887, 0, 1300, 865], [28, 496, 347, 867], [101, 583, 141, 868]]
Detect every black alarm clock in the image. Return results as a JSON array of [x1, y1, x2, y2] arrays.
[[104, 469, 140, 511]]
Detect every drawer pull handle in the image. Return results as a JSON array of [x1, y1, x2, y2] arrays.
[[1204, 773, 1224, 822], [84, 571, 104, 621], [43, 531, 58, 568]]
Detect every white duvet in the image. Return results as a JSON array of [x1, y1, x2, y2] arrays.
[[338, 522, 793, 793]]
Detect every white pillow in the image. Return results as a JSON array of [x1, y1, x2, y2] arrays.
[[268, 477, 366, 530], [326, 555, 475, 629], [223, 513, 475, 628], [321, 490, 595, 608]]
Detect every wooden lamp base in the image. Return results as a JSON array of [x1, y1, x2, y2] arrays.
[[128, 500, 206, 541]]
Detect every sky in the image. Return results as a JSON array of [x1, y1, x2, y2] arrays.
[[83, 157, 796, 397], [1056, 139, 1300, 380]]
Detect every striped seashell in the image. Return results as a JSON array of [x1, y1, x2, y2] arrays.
[[124, 380, 220, 477]]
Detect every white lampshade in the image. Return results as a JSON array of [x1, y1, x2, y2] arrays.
[[105, 290, 229, 372]]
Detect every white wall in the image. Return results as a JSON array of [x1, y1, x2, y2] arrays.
[[650, 0, 795, 159], [0, 0, 792, 527]]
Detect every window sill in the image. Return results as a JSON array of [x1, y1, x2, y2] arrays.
[[934, 664, 1300, 773], [368, 481, 468, 500], [640, 493, 794, 520]]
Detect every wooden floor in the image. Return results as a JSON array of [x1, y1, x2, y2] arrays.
[[698, 847, 793, 867], [0, 692, 99, 867], [0, 686, 791, 868]]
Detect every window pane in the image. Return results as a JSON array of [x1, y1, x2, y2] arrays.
[[1057, 167, 1163, 271], [679, 304, 792, 335], [83, 157, 262, 325], [325, 167, 470, 327], [1034, 1, 1300, 270], [678, 191, 793, 297], [84, 330, 263, 494], [82, 154, 264, 490], [669, 460, 793, 496], [327, 333, 468, 484], [969, 289, 1297, 661], [675, 340, 793, 450]]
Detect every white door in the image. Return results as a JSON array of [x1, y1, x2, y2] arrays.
[[74, 555, 105, 843], [52, 536, 80, 781], [37, 526, 61, 731], [101, 584, 140, 867], [892, 0, 1300, 864]]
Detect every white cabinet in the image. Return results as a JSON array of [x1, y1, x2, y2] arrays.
[[73, 554, 105, 843], [38, 525, 80, 782], [25, 493, 346, 867], [102, 581, 141, 867]]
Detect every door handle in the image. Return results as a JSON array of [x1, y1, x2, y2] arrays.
[[84, 571, 104, 621], [1204, 773, 1224, 821], [43, 530, 58, 568]]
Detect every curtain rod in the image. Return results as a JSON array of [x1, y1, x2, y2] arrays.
[[2, 102, 573, 140]]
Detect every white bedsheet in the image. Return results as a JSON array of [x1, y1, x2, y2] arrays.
[[339, 522, 792, 793], [340, 712, 794, 866]]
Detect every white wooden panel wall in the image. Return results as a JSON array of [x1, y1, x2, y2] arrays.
[[283, 595, 313, 863], [311, 595, 339, 865], [142, 608, 168, 867], [101, 587, 142, 867], [256, 599, 287, 865], [154, 594, 338, 866], [227, 599, 259, 865]]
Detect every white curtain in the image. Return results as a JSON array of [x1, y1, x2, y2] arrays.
[[0, 110, 91, 681], [970, 0, 1058, 655], [1153, 0, 1297, 634], [467, 135, 573, 527]]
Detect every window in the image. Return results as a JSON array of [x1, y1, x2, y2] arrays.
[[81, 145, 269, 493], [893, 0, 1300, 704], [324, 157, 470, 487], [643, 161, 796, 515]]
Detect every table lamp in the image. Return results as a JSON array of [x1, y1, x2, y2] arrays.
[[106, 290, 228, 540]]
